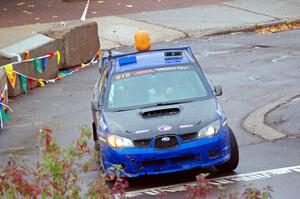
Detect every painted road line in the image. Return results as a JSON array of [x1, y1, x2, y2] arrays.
[[119, 165, 300, 198], [80, 0, 90, 22]]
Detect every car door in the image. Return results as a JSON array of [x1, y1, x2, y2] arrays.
[[92, 67, 109, 129]]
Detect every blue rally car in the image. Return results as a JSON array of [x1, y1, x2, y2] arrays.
[[91, 46, 239, 178]]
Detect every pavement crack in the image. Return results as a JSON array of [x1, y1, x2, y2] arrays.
[[220, 3, 280, 20]]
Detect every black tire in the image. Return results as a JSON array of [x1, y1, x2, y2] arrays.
[[97, 151, 115, 182], [216, 127, 239, 172], [98, 152, 106, 175], [92, 122, 101, 152], [92, 122, 114, 182], [92, 122, 97, 141], [93, 137, 106, 177]]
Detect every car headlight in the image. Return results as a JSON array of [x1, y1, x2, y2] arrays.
[[198, 120, 221, 138], [107, 134, 134, 149]]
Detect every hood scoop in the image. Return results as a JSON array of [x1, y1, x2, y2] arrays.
[[140, 107, 180, 118]]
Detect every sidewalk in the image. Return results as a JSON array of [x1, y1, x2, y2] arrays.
[[0, 0, 223, 27], [266, 96, 300, 137], [0, 0, 300, 50]]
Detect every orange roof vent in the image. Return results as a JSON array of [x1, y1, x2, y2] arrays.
[[134, 31, 151, 52]]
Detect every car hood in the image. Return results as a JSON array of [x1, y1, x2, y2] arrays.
[[104, 98, 218, 140]]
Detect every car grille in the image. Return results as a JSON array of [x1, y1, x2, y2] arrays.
[[154, 135, 179, 150], [141, 159, 165, 167], [133, 139, 152, 148], [180, 132, 198, 143], [141, 155, 197, 167], [171, 155, 197, 163]]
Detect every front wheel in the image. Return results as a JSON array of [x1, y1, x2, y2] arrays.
[[97, 151, 116, 182], [216, 127, 239, 172], [92, 122, 101, 153]]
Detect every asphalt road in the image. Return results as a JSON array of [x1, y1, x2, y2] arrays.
[[1, 29, 300, 198]]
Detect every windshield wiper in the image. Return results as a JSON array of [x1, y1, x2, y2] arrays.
[[139, 100, 195, 109], [114, 100, 197, 111], [113, 108, 134, 112], [156, 100, 195, 106]]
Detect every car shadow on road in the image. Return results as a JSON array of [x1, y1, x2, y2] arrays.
[[125, 167, 237, 191]]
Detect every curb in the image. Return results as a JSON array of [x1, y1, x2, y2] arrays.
[[256, 17, 300, 28], [188, 24, 256, 38], [189, 16, 300, 38], [242, 93, 300, 141]]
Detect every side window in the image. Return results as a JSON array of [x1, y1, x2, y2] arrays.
[[98, 67, 109, 103], [188, 52, 214, 93]]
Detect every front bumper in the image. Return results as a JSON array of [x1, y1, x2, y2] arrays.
[[100, 126, 231, 177]]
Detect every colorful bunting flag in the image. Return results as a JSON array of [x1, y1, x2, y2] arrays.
[[38, 79, 45, 87], [1, 96, 6, 112], [41, 57, 47, 69], [0, 49, 99, 103], [45, 79, 56, 84], [19, 75, 27, 93], [49, 51, 55, 58], [1, 109, 11, 121], [34, 58, 43, 74], [57, 75, 63, 80], [0, 48, 102, 124], [0, 98, 11, 122], [81, 63, 88, 67], [4, 64, 17, 88], [56, 50, 61, 64], [4, 64, 13, 72], [24, 51, 30, 60], [59, 71, 68, 77], [97, 49, 101, 60], [28, 78, 35, 88], [16, 54, 22, 62]]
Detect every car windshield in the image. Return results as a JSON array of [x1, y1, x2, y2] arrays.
[[106, 65, 209, 111]]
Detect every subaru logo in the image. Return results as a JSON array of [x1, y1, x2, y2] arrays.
[[157, 125, 172, 132], [161, 137, 170, 142]]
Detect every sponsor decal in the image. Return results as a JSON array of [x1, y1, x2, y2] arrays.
[[115, 73, 130, 80], [134, 69, 154, 75], [114, 66, 192, 81], [154, 66, 191, 72], [99, 117, 107, 131], [158, 125, 172, 132], [179, 124, 194, 129], [135, 129, 150, 134]]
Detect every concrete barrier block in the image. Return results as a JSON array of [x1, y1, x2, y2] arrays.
[[0, 34, 62, 97], [45, 21, 100, 69]]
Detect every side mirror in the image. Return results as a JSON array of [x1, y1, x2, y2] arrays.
[[91, 101, 102, 112], [214, 85, 223, 96]]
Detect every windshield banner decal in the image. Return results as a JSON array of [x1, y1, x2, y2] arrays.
[[114, 65, 192, 80]]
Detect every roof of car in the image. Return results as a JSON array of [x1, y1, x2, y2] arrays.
[[103, 46, 194, 73]]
